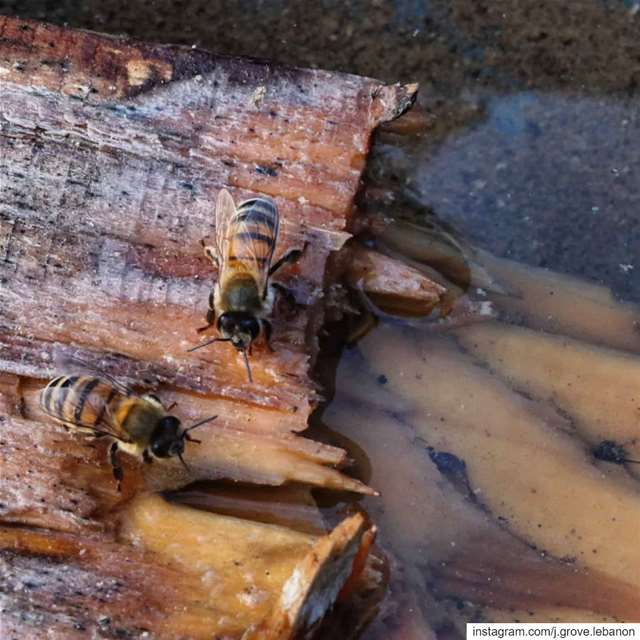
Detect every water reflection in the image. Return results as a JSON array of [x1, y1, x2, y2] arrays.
[[323, 307, 640, 632]]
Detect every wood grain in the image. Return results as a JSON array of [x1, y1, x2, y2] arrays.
[[0, 15, 413, 638]]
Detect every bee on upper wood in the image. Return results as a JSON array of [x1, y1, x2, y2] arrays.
[[40, 370, 216, 491], [189, 189, 306, 381]]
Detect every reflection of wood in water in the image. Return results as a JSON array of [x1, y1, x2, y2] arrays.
[[317, 233, 640, 634], [324, 323, 640, 634]]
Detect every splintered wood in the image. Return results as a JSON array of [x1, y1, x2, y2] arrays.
[[0, 15, 413, 639], [0, 495, 377, 639]]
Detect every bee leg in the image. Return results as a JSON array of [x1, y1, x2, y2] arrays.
[[262, 319, 275, 352], [143, 449, 154, 465], [197, 296, 216, 333], [268, 241, 309, 277], [83, 432, 106, 449], [109, 442, 124, 492]]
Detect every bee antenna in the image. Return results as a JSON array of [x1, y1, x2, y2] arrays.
[[242, 348, 253, 383], [178, 451, 190, 471], [187, 337, 232, 353], [623, 458, 640, 465], [183, 415, 217, 435]]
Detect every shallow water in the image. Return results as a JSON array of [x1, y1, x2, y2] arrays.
[[321, 307, 640, 632], [3, 0, 640, 634]]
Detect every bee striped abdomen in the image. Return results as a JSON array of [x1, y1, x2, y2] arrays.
[[227, 198, 278, 266], [40, 376, 119, 429], [235, 198, 277, 229]]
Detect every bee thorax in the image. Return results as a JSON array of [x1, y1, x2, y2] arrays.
[[220, 276, 263, 312]]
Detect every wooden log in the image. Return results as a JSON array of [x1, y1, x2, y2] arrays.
[[0, 494, 378, 639], [0, 15, 415, 639], [0, 15, 416, 491]]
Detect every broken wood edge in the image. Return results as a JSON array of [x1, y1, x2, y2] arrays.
[[242, 513, 374, 639], [0, 15, 417, 129], [0, 498, 385, 639], [344, 243, 446, 317], [370, 82, 419, 126]]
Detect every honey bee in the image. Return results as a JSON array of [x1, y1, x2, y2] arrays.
[[189, 189, 306, 381], [40, 370, 216, 490]]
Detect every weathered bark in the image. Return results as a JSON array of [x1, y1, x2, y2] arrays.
[[0, 495, 379, 639], [0, 15, 417, 490], [0, 15, 416, 639]]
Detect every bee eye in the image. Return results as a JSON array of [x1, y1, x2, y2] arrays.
[[159, 416, 181, 432], [241, 318, 260, 339], [218, 314, 235, 333], [150, 438, 170, 458], [151, 416, 183, 458]]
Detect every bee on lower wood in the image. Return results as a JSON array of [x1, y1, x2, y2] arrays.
[[40, 372, 216, 491], [189, 188, 306, 381]]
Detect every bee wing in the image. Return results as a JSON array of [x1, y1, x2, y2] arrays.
[[53, 350, 136, 397], [213, 188, 239, 273], [214, 188, 279, 295], [40, 383, 132, 443]]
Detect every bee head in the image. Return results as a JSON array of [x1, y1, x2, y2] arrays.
[[150, 415, 185, 459], [217, 312, 260, 351]]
